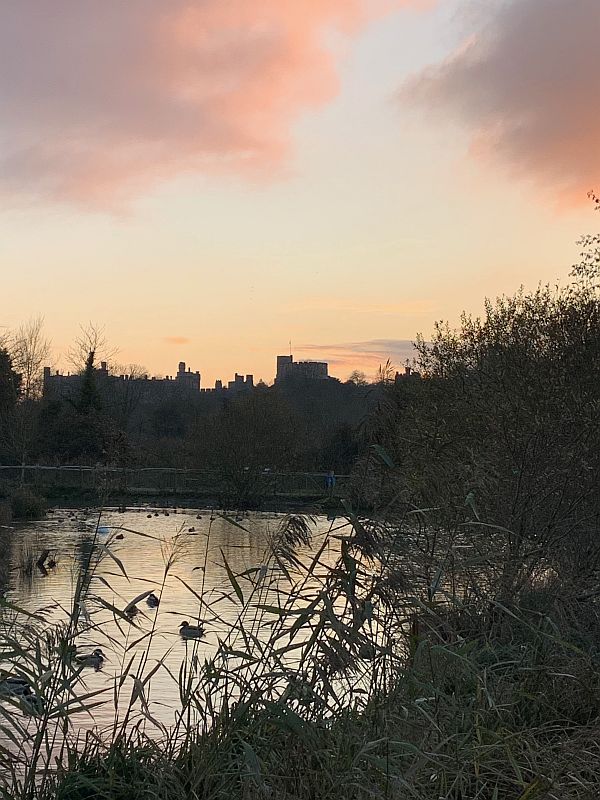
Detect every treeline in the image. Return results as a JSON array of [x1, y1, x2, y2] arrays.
[[353, 231, 600, 605], [0, 333, 379, 476]]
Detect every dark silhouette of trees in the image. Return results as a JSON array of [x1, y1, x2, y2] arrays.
[[0, 349, 20, 464], [9, 316, 50, 401], [358, 252, 600, 601]]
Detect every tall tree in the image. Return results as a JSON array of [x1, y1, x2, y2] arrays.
[[9, 316, 51, 401], [67, 323, 117, 373], [0, 349, 21, 464]]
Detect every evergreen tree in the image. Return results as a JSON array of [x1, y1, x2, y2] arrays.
[[0, 348, 21, 463]]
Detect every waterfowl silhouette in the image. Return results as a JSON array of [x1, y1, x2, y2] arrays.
[[146, 593, 160, 608], [0, 673, 45, 712], [74, 648, 106, 669], [0, 674, 31, 697], [20, 687, 44, 714], [179, 621, 206, 639]]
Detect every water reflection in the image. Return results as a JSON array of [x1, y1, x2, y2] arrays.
[[0, 508, 336, 734]]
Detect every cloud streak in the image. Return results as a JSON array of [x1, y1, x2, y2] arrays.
[[1, 0, 425, 209], [299, 339, 418, 375], [164, 336, 191, 346], [401, 0, 600, 205]]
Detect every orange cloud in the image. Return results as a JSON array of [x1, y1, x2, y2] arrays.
[[164, 336, 191, 345], [1, 0, 425, 209], [401, 0, 600, 206]]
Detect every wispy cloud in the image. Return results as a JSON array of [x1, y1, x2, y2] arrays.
[[401, 0, 600, 205], [164, 336, 191, 346], [1, 0, 427, 210], [298, 339, 418, 376]]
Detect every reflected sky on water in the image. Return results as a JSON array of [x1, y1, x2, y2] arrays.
[[0, 508, 340, 737]]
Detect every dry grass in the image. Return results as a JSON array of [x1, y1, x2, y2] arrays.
[[0, 505, 599, 800]]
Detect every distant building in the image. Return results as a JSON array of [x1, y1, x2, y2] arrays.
[[43, 360, 202, 399], [394, 365, 421, 382], [176, 361, 201, 391], [200, 373, 253, 394], [275, 354, 328, 383], [227, 373, 254, 393]]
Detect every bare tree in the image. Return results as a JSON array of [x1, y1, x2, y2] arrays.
[[347, 370, 369, 386], [66, 323, 118, 373], [10, 316, 51, 401], [109, 363, 149, 429]]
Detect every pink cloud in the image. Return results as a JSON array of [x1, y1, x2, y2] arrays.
[[164, 336, 191, 346], [0, 0, 425, 209], [299, 339, 418, 377], [401, 0, 600, 206]]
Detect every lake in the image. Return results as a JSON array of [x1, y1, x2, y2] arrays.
[[0, 508, 339, 742]]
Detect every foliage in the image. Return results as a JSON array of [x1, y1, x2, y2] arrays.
[[356, 267, 600, 603], [8, 317, 51, 402], [0, 499, 599, 799], [0, 349, 21, 464], [9, 487, 47, 520]]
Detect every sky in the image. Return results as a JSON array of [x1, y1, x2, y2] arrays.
[[1, 0, 599, 385]]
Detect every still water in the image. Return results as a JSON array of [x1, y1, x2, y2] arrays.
[[0, 508, 337, 739]]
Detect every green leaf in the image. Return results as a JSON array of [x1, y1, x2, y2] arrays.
[[241, 741, 262, 785], [372, 444, 395, 468], [221, 549, 244, 605]]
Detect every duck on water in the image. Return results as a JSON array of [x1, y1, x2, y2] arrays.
[[0, 674, 44, 711], [179, 621, 206, 639], [74, 648, 106, 669]]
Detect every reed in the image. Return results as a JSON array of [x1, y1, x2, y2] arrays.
[[0, 502, 599, 800]]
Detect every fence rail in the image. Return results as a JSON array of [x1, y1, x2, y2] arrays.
[[0, 466, 349, 498]]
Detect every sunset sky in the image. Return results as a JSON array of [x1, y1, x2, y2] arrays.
[[2, 0, 599, 385]]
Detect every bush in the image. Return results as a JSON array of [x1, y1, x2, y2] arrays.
[[10, 487, 47, 520], [0, 499, 11, 526]]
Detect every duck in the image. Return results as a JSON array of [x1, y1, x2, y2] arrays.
[[74, 648, 106, 669], [0, 680, 44, 713], [20, 686, 44, 714], [125, 604, 139, 618], [146, 593, 160, 608], [179, 621, 206, 639], [0, 674, 32, 697]]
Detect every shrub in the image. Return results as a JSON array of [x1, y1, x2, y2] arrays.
[[0, 499, 11, 526], [10, 487, 47, 520]]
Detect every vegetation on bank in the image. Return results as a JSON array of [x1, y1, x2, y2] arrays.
[[7, 488, 47, 521], [1, 496, 600, 800], [2, 235, 600, 798]]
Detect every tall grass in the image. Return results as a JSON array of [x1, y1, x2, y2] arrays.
[[0, 500, 599, 799]]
